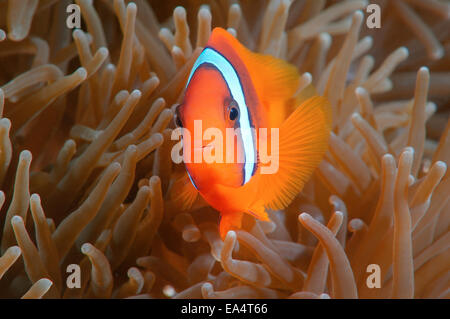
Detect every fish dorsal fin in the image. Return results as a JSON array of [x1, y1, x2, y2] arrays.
[[257, 96, 332, 210], [208, 28, 300, 113], [295, 83, 317, 106], [242, 50, 300, 104]]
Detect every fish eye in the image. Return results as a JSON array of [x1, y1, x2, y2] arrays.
[[229, 106, 239, 121], [224, 98, 239, 122]]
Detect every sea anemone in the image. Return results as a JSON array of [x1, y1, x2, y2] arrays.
[[0, 0, 449, 299]]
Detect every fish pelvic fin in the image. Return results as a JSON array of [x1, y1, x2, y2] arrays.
[[219, 211, 243, 239]]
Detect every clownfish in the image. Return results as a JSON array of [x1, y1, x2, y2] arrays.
[[172, 27, 332, 238]]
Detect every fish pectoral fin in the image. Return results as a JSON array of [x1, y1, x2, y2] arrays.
[[219, 212, 243, 239], [169, 172, 199, 211], [258, 95, 332, 210], [193, 196, 209, 210]]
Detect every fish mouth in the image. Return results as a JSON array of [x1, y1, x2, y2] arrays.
[[193, 143, 214, 151]]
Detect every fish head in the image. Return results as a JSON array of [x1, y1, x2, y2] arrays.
[[175, 65, 247, 191]]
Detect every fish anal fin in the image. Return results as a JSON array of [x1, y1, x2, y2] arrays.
[[258, 95, 332, 210], [247, 200, 270, 222]]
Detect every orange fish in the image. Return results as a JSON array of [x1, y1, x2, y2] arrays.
[[172, 27, 332, 238]]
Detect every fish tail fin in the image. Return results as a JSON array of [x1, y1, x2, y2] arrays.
[[258, 95, 332, 210], [219, 212, 243, 239]]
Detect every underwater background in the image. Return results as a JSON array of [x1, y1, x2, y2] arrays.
[[0, 0, 449, 299]]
